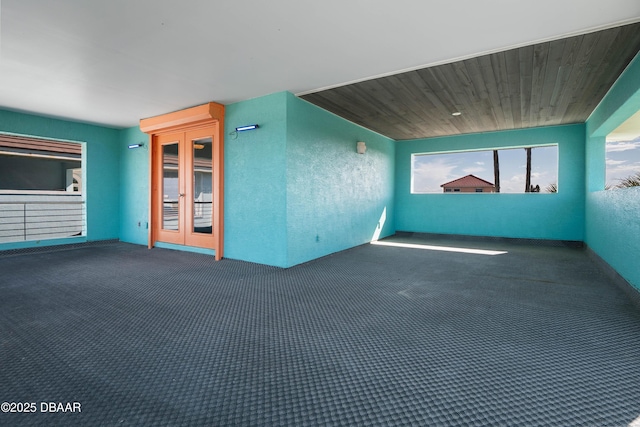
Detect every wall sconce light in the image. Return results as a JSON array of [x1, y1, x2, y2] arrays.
[[356, 141, 367, 154], [128, 143, 144, 149], [235, 124, 259, 132], [229, 124, 260, 140]]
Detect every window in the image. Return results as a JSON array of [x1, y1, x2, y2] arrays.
[[605, 114, 640, 190], [0, 133, 85, 243], [606, 138, 640, 189], [0, 134, 82, 193], [411, 145, 558, 194]]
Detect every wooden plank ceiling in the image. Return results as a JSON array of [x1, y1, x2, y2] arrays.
[[300, 22, 640, 141]]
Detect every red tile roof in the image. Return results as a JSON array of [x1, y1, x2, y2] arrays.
[[441, 174, 495, 188]]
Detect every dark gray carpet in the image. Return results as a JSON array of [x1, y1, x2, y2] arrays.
[[1, 236, 639, 426]]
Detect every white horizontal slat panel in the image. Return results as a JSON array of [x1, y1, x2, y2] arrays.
[[0, 235, 25, 243], [0, 194, 82, 203], [0, 221, 25, 230], [25, 231, 82, 240], [0, 194, 84, 244], [0, 227, 24, 235]]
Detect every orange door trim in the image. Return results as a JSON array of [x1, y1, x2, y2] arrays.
[[141, 102, 224, 260]]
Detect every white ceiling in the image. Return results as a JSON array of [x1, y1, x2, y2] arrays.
[[1, 0, 640, 129]]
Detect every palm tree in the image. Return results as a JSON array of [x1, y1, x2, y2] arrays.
[[493, 150, 500, 193], [524, 147, 532, 192], [616, 172, 640, 188]]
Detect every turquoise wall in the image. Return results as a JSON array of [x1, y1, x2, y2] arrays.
[[585, 52, 640, 291], [395, 124, 586, 241], [119, 126, 150, 246], [0, 109, 120, 249], [119, 97, 291, 262], [119, 93, 290, 264], [286, 93, 395, 266], [224, 92, 289, 266], [223, 92, 395, 267]]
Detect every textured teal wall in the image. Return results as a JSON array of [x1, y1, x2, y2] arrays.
[[222, 92, 396, 267], [119, 97, 290, 263], [118, 93, 291, 264], [119, 126, 149, 245], [585, 189, 640, 289], [585, 52, 640, 290], [395, 124, 586, 241], [0, 109, 120, 249], [224, 92, 289, 267], [285, 94, 395, 266]]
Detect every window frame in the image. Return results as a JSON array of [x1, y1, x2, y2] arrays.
[[410, 143, 559, 194]]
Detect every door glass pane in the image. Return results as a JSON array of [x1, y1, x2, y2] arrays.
[[193, 137, 213, 234], [162, 143, 179, 230]]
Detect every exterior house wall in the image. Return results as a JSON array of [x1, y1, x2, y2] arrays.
[[442, 187, 495, 193]]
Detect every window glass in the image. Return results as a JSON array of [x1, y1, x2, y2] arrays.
[[411, 145, 558, 194], [605, 137, 640, 190], [0, 135, 82, 193]]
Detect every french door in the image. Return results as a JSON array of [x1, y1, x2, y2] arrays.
[[152, 126, 219, 250]]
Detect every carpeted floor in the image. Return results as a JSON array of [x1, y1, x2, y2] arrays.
[[1, 235, 639, 426]]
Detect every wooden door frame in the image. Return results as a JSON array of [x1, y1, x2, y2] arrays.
[[141, 102, 224, 260]]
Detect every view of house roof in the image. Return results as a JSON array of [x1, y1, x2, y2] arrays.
[[440, 174, 495, 188], [0, 133, 81, 158]]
